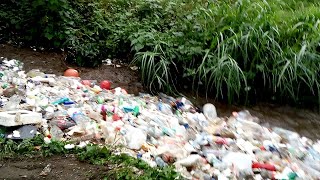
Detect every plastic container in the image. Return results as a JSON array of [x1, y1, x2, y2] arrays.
[[175, 154, 203, 167], [71, 112, 91, 130], [222, 152, 253, 177], [49, 124, 64, 140], [155, 157, 168, 167], [202, 103, 217, 120], [3, 95, 21, 111], [158, 102, 173, 115]]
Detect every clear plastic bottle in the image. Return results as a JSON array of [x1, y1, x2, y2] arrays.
[[155, 156, 168, 167], [71, 112, 91, 130], [49, 124, 64, 140], [158, 102, 173, 115], [3, 95, 21, 111], [202, 103, 217, 120]]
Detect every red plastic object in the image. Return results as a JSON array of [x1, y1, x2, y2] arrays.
[[252, 162, 276, 171], [100, 80, 111, 90], [215, 137, 228, 145], [64, 68, 79, 77], [260, 146, 266, 151], [101, 111, 107, 121], [81, 80, 91, 86], [112, 113, 121, 121]]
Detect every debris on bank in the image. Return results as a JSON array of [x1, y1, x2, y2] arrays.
[[0, 57, 320, 179]]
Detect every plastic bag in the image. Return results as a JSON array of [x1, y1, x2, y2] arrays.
[[125, 126, 147, 150], [222, 152, 253, 177]]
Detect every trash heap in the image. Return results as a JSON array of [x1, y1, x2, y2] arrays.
[[0, 58, 320, 180]]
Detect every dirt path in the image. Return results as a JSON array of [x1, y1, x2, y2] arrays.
[[0, 155, 108, 180]]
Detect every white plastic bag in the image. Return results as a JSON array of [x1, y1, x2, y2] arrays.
[[222, 152, 253, 177], [125, 127, 147, 150]]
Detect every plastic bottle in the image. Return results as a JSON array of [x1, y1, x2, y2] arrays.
[[26, 69, 45, 78], [3, 95, 21, 111], [203, 103, 217, 120], [155, 157, 168, 167], [293, 159, 320, 179], [158, 102, 173, 115], [49, 124, 64, 140], [308, 147, 320, 161], [71, 112, 91, 130], [52, 97, 70, 105], [159, 93, 176, 106], [162, 127, 175, 137], [222, 152, 253, 176], [303, 154, 320, 171], [252, 162, 276, 171], [272, 127, 301, 147], [175, 154, 203, 167]]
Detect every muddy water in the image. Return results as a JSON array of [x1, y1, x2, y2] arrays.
[[187, 95, 320, 140]]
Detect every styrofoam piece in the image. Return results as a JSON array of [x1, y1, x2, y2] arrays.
[[0, 110, 42, 126]]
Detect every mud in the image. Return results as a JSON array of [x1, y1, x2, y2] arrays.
[[0, 155, 109, 180]]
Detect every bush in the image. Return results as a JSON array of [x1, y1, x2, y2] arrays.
[[0, 0, 110, 66], [1, 0, 320, 107]]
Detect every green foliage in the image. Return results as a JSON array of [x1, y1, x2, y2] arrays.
[[0, 0, 109, 66], [78, 144, 180, 179], [0, 137, 180, 179], [1, 0, 320, 107]]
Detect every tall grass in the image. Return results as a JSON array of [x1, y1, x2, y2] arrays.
[[1, 0, 320, 107], [132, 44, 177, 94]]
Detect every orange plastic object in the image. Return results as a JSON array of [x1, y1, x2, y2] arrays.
[[64, 68, 79, 77]]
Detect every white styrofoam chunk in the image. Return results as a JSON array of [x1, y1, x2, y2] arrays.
[[0, 110, 42, 126]]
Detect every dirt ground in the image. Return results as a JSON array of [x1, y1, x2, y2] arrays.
[[0, 155, 109, 180]]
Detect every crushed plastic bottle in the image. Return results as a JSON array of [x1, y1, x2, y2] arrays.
[[2, 95, 21, 111], [49, 124, 64, 140]]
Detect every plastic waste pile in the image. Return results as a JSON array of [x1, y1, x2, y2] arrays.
[[1, 57, 320, 180]]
